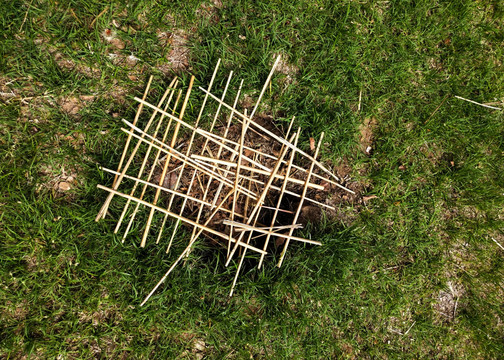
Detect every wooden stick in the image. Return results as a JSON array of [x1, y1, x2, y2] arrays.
[[134, 93, 341, 187], [277, 133, 325, 268], [123, 88, 182, 242], [142, 76, 195, 247], [226, 133, 296, 267], [223, 220, 303, 231], [119, 123, 258, 200], [191, 160, 335, 211], [97, 75, 153, 220], [258, 128, 300, 269], [97, 185, 267, 255], [196, 88, 354, 194], [89, 5, 108, 28], [155, 60, 223, 247], [191, 155, 325, 190], [132, 96, 345, 197], [198, 130, 340, 185], [100, 167, 245, 217], [228, 106, 248, 257], [139, 186, 255, 306], [165, 71, 234, 252], [209, 79, 245, 207], [114, 79, 177, 235], [455, 95, 502, 110], [249, 55, 281, 119], [227, 119, 296, 296], [491, 237, 504, 251], [222, 221, 319, 245]]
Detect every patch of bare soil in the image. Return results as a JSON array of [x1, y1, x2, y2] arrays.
[[157, 29, 191, 73], [58, 95, 95, 116], [432, 281, 465, 324], [271, 53, 300, 91], [36, 164, 82, 199], [2, 300, 29, 323], [196, 0, 223, 24], [358, 116, 378, 155], [176, 332, 208, 360], [78, 304, 123, 328], [65, 334, 130, 359]]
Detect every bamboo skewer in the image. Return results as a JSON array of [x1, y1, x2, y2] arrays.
[[123, 87, 182, 242], [142, 76, 195, 247], [166, 71, 234, 253], [277, 133, 325, 268], [226, 133, 295, 268], [119, 125, 259, 201], [97, 75, 153, 220], [229, 107, 248, 257], [190, 160, 335, 210], [190, 155, 325, 190], [156, 61, 222, 246], [135, 96, 348, 190], [96, 56, 350, 302], [100, 168, 245, 218], [98, 185, 266, 255], [113, 79, 177, 235], [196, 88, 354, 194], [259, 128, 300, 269], [139, 185, 253, 306], [221, 221, 320, 245]]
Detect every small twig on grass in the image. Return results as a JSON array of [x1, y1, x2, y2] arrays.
[[403, 321, 416, 336], [389, 321, 416, 336], [491, 237, 504, 251], [89, 6, 109, 28], [358, 89, 362, 112], [69, 8, 83, 25], [424, 94, 449, 124], [455, 95, 502, 110], [19, 0, 34, 32]]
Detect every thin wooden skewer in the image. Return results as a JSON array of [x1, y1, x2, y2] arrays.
[[231, 224, 303, 231], [277, 133, 325, 268], [191, 159, 335, 211], [113, 79, 177, 234], [100, 167, 246, 217], [209, 79, 245, 207], [196, 88, 355, 194], [142, 76, 195, 247], [228, 107, 248, 257], [97, 185, 267, 255], [260, 205, 294, 214], [226, 133, 295, 267], [166, 71, 234, 252], [123, 88, 182, 242], [119, 122, 258, 200], [455, 95, 502, 110], [188, 80, 245, 259], [139, 186, 254, 306], [197, 126, 340, 185], [250, 55, 281, 119], [258, 128, 300, 269], [97, 75, 153, 220], [156, 61, 223, 246], [227, 121, 295, 296], [135, 95, 351, 193], [191, 155, 325, 190], [193, 127, 339, 185], [222, 221, 319, 245]]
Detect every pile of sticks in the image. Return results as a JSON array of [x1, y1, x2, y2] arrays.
[[95, 56, 354, 305]]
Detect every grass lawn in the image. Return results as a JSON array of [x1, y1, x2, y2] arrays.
[[1, 0, 504, 358]]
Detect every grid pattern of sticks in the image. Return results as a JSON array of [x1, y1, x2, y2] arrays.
[[95, 56, 354, 305]]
